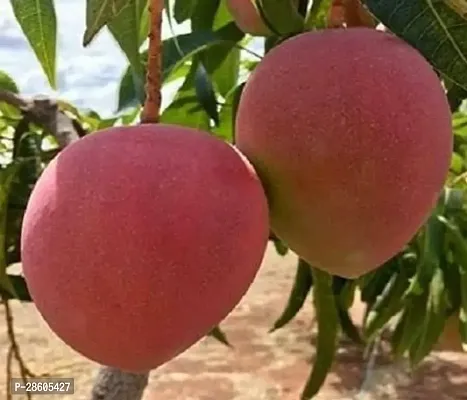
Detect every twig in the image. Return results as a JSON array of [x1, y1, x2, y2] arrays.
[[6, 345, 13, 400], [140, 0, 164, 123], [452, 170, 467, 186], [234, 44, 263, 60], [2, 297, 36, 400], [355, 335, 381, 399], [0, 89, 82, 147], [0, 90, 27, 109]]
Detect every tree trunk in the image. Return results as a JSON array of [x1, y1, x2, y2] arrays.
[[90, 367, 149, 400]]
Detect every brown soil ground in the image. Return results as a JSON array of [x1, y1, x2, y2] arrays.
[[1, 245, 467, 400]]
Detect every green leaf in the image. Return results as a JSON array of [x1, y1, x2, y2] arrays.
[[364, 267, 411, 341], [270, 234, 289, 256], [409, 267, 449, 365], [229, 81, 245, 144], [174, 0, 198, 23], [301, 267, 339, 400], [340, 279, 359, 310], [0, 71, 19, 94], [160, 62, 210, 130], [439, 215, 467, 342], [305, 0, 332, 29], [271, 259, 313, 332], [390, 311, 409, 354], [444, 0, 467, 19], [391, 290, 429, 358], [0, 275, 32, 302], [83, 0, 128, 46], [408, 204, 446, 293], [10, 0, 57, 89], [162, 22, 244, 81], [363, 0, 467, 91], [213, 0, 235, 29], [0, 161, 25, 297], [446, 79, 467, 112], [191, 0, 221, 30], [139, 2, 150, 46], [359, 257, 400, 305], [116, 22, 243, 111], [212, 82, 245, 142], [451, 152, 464, 173], [205, 46, 240, 97], [256, 0, 305, 35], [194, 63, 220, 125], [453, 111, 467, 137], [107, 0, 148, 72], [208, 325, 231, 347], [337, 306, 363, 344], [460, 307, 467, 343], [117, 67, 146, 111]]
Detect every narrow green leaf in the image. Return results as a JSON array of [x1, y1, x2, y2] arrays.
[[117, 67, 146, 111], [212, 82, 245, 142], [390, 312, 408, 355], [191, 0, 221, 30], [271, 234, 289, 256], [408, 210, 446, 293], [363, 0, 467, 90], [230, 81, 245, 144], [439, 214, 467, 343], [174, 0, 198, 23], [446, 78, 467, 112], [270, 259, 313, 332], [116, 22, 243, 111], [213, 0, 235, 29], [83, 0, 128, 46], [107, 0, 148, 71], [194, 63, 220, 125], [206, 46, 240, 97], [0, 275, 32, 302], [364, 268, 410, 341], [305, 0, 332, 29], [10, 0, 57, 88], [391, 291, 429, 357], [359, 257, 400, 305], [337, 306, 363, 344], [162, 22, 244, 81], [256, 0, 305, 35], [301, 268, 339, 400], [460, 307, 467, 343], [160, 62, 210, 130], [208, 325, 231, 347], [0, 161, 24, 297], [409, 267, 449, 366], [0, 71, 19, 93], [337, 279, 357, 310], [138, 2, 150, 46]]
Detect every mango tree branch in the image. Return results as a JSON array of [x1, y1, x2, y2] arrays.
[[0, 89, 83, 147], [2, 297, 36, 400], [140, 0, 164, 123]]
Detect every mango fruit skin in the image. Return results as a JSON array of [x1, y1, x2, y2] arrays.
[[235, 28, 453, 278], [21, 124, 269, 372]]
